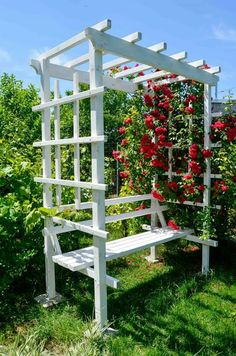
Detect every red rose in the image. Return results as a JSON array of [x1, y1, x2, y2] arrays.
[[226, 127, 236, 142], [185, 106, 195, 114], [120, 171, 130, 178], [221, 185, 228, 192], [121, 138, 128, 146], [119, 126, 126, 134], [189, 161, 201, 175], [144, 115, 154, 129], [167, 220, 180, 230], [198, 185, 205, 191], [124, 117, 132, 125], [112, 150, 120, 160], [184, 173, 192, 180], [211, 121, 226, 130], [143, 94, 153, 107], [202, 149, 212, 158], [152, 190, 165, 202], [189, 144, 198, 159]]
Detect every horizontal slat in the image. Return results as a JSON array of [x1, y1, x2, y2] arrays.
[[79, 267, 120, 288], [57, 194, 156, 212], [52, 216, 108, 239], [46, 62, 137, 93], [167, 200, 221, 209], [136, 57, 203, 84], [184, 234, 218, 247], [211, 112, 222, 118], [32, 86, 105, 112], [33, 135, 107, 147], [38, 19, 111, 60], [211, 143, 222, 148], [85, 27, 219, 85], [76, 206, 169, 227], [52, 228, 192, 271], [34, 177, 107, 191], [103, 42, 167, 71], [65, 31, 142, 68], [119, 51, 187, 81], [142, 225, 217, 247], [153, 66, 221, 86]]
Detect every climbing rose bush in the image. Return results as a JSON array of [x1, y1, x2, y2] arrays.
[[113, 75, 236, 237]]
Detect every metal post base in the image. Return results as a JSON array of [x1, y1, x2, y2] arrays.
[[35, 292, 64, 308]]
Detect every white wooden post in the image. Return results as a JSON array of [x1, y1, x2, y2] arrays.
[[89, 41, 107, 328], [73, 72, 81, 209], [41, 59, 56, 299], [202, 84, 212, 274], [44, 217, 56, 299], [54, 80, 61, 205], [202, 244, 210, 275]]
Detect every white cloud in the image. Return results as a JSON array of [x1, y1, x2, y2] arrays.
[[213, 23, 236, 42], [30, 48, 69, 65], [0, 48, 11, 62]]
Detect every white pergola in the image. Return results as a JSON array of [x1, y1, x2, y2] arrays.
[[31, 19, 220, 329]]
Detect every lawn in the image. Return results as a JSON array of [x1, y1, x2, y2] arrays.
[[0, 241, 235, 355]]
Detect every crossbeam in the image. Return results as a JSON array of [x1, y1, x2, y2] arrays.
[[38, 19, 111, 60], [115, 51, 188, 79], [103, 42, 167, 71], [33, 135, 107, 147], [32, 86, 105, 112], [85, 27, 219, 85], [34, 177, 107, 191], [65, 31, 142, 68]]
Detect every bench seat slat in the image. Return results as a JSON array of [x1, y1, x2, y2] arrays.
[[52, 228, 192, 272]]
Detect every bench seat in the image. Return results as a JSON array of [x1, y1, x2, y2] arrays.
[[52, 227, 193, 272]]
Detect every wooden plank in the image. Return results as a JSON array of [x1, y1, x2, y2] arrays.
[[103, 42, 167, 71], [119, 51, 187, 81], [33, 135, 107, 147], [54, 80, 61, 205], [34, 177, 107, 191], [38, 19, 111, 60], [202, 245, 210, 274], [85, 27, 219, 85], [45, 62, 137, 92], [142, 226, 218, 247], [79, 267, 120, 289], [167, 200, 221, 209], [52, 228, 192, 272], [52, 216, 108, 239], [32, 86, 105, 112], [203, 84, 212, 207], [153, 66, 221, 86], [89, 42, 107, 328], [65, 31, 142, 68], [73, 72, 80, 210], [138, 58, 204, 84]]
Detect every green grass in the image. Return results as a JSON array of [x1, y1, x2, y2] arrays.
[[0, 242, 235, 355]]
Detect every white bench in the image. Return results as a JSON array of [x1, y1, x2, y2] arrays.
[[52, 227, 193, 272]]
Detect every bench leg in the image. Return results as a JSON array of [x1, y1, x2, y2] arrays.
[[202, 245, 210, 275], [93, 236, 108, 329], [35, 218, 63, 307], [145, 246, 159, 263]]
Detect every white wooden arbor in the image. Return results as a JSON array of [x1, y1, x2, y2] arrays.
[[31, 19, 220, 329]]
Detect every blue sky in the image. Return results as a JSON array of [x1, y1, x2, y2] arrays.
[[0, 0, 236, 98]]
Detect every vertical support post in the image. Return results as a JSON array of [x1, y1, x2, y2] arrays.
[[202, 84, 212, 275], [35, 60, 63, 306], [41, 59, 52, 208], [73, 72, 81, 209], [44, 217, 56, 299], [203, 84, 212, 207], [202, 244, 210, 275], [54, 80, 61, 205], [89, 41, 107, 328]]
